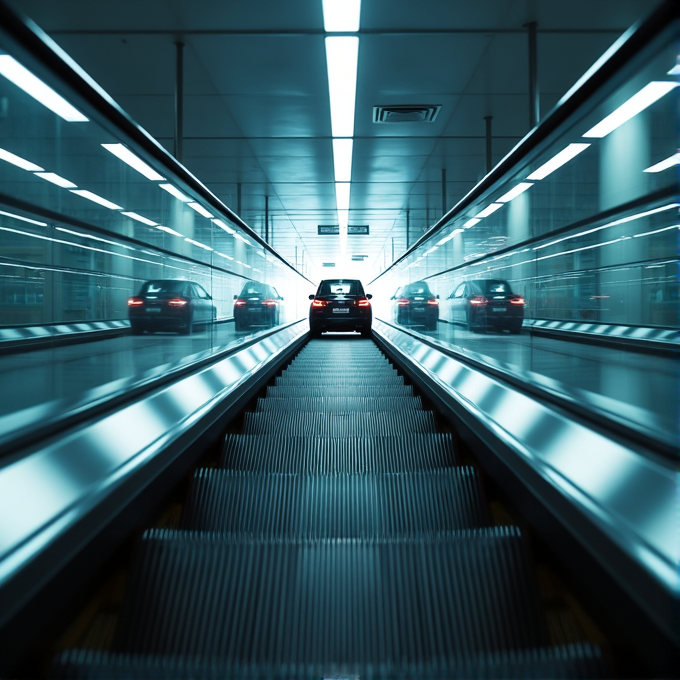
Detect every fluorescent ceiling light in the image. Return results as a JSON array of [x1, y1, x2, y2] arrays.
[[159, 183, 190, 201], [101, 143, 165, 181], [498, 182, 533, 203], [335, 182, 351, 211], [464, 218, 481, 228], [332, 138, 353, 182], [156, 225, 184, 237], [187, 202, 214, 218], [644, 153, 680, 173], [216, 252, 234, 261], [233, 232, 251, 244], [476, 203, 504, 218], [668, 59, 680, 76], [242, 263, 252, 269], [213, 218, 236, 234], [0, 55, 88, 122], [325, 37, 359, 137], [70, 189, 122, 210], [0, 147, 44, 171], [425, 246, 438, 255], [122, 211, 157, 226], [0, 209, 47, 226], [185, 237, 213, 251], [632, 224, 679, 238], [322, 0, 361, 32], [436, 228, 464, 245], [583, 82, 679, 138], [34, 172, 77, 188], [527, 143, 590, 180], [55, 226, 135, 250]]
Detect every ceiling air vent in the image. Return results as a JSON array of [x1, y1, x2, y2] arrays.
[[373, 104, 441, 124], [322, 262, 335, 267], [351, 254, 368, 261]]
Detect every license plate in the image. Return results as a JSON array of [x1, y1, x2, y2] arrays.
[[333, 308, 350, 314], [413, 306, 425, 312], [492, 307, 505, 312], [146, 308, 161, 313]]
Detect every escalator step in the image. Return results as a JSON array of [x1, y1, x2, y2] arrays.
[[242, 410, 437, 436], [181, 468, 490, 535], [112, 529, 550, 663], [275, 374, 405, 387], [256, 396, 423, 412], [53, 643, 609, 679], [222, 434, 458, 473], [266, 385, 415, 398]]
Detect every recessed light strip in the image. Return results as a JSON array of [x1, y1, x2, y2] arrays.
[[0, 147, 44, 171], [0, 209, 47, 226], [527, 143, 590, 180], [644, 153, 680, 173], [322, 0, 361, 32], [101, 143, 165, 181], [70, 189, 122, 210]]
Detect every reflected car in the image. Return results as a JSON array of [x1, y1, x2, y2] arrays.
[[391, 281, 439, 330], [309, 279, 372, 337], [233, 281, 284, 332], [128, 279, 216, 335], [449, 279, 525, 333]]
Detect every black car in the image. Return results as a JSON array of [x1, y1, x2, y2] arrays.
[[391, 281, 439, 330], [309, 278, 372, 337], [449, 278, 525, 333], [233, 281, 284, 332], [128, 279, 216, 335]]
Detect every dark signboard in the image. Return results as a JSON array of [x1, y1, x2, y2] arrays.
[[348, 225, 369, 235], [318, 225, 339, 235]]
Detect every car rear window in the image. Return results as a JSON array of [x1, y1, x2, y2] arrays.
[[404, 283, 431, 296], [241, 284, 266, 296], [318, 280, 364, 296], [474, 280, 512, 294], [141, 280, 187, 295]]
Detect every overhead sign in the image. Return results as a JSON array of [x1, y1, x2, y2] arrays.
[[318, 225, 370, 235], [318, 225, 339, 235], [348, 225, 369, 235]]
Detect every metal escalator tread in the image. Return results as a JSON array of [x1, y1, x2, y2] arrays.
[[112, 529, 551, 664], [256, 396, 423, 411], [242, 410, 437, 435], [53, 643, 609, 679], [275, 374, 405, 386], [181, 468, 491, 535], [222, 433, 458, 473], [266, 384, 415, 398]]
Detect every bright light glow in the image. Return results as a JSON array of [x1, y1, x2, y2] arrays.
[[0, 209, 47, 226], [425, 246, 438, 255], [101, 143, 165, 181], [70, 189, 122, 210], [0, 55, 88, 122], [55, 226, 136, 250], [242, 263, 252, 269], [213, 219, 236, 234], [185, 237, 213, 251], [436, 228, 464, 245], [644, 153, 680, 173], [0, 147, 44, 171], [632, 224, 679, 238], [583, 82, 679, 138], [34, 172, 77, 188], [322, 0, 361, 32], [476, 203, 504, 218], [233, 233, 251, 244], [122, 211, 157, 226], [335, 182, 351, 211], [156, 225, 184, 237], [187, 202, 214, 218], [527, 143, 590, 180], [332, 138, 353, 181], [464, 218, 481, 228], [497, 182, 533, 203], [159, 183, 190, 201], [668, 60, 680, 76], [325, 37, 359, 137], [216, 252, 234, 260]]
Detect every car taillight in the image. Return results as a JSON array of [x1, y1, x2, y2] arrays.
[[469, 295, 488, 306], [311, 298, 326, 307], [357, 298, 371, 307], [262, 298, 277, 306], [168, 298, 188, 307], [127, 297, 143, 306], [397, 298, 410, 306], [427, 298, 439, 306], [234, 299, 247, 306], [510, 296, 525, 306]]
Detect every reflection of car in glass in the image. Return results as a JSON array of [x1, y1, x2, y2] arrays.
[[128, 280, 216, 335], [391, 281, 439, 330], [233, 281, 284, 332], [449, 279, 525, 333], [308, 279, 372, 337]]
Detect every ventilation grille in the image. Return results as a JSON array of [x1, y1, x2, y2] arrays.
[[352, 254, 368, 261], [322, 262, 336, 267], [373, 105, 441, 124]]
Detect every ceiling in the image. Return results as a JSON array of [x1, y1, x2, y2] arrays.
[[6, 0, 658, 281]]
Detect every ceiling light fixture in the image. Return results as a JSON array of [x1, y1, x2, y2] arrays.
[[527, 143, 590, 180], [322, 0, 361, 32], [185, 238, 213, 251], [643, 152, 680, 173], [34, 172, 77, 188], [70, 189, 122, 210], [476, 203, 504, 218], [187, 202, 214, 219], [0, 147, 44, 171], [101, 143, 165, 181], [332, 138, 353, 182], [497, 182, 533, 203], [335, 182, 351, 212], [0, 55, 88, 122], [325, 37, 359, 137], [156, 225, 184, 237], [122, 211, 157, 226], [464, 218, 481, 228], [159, 183, 190, 201], [0, 209, 47, 226], [213, 218, 236, 234], [583, 82, 678, 138]]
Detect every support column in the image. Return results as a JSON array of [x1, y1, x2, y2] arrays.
[[484, 115, 493, 174], [174, 41, 185, 163], [525, 22, 539, 129], [406, 209, 410, 249], [264, 195, 269, 243], [441, 168, 447, 216], [237, 182, 242, 216]]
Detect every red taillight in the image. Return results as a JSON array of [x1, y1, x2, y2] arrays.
[[469, 295, 488, 306], [262, 298, 278, 307], [168, 298, 188, 307], [510, 296, 525, 306], [234, 299, 247, 307], [127, 297, 143, 306], [357, 298, 371, 307], [311, 298, 326, 307], [427, 298, 439, 306], [397, 298, 410, 306]]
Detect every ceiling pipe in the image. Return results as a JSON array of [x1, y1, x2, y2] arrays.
[[174, 41, 184, 163], [526, 21, 540, 128]]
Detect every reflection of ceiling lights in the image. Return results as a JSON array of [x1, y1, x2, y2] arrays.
[[34, 172, 77, 188], [0, 147, 44, 171], [70, 189, 122, 210], [102, 143, 165, 181], [159, 183, 190, 201], [213, 219, 236, 234], [187, 202, 214, 219], [122, 211, 157, 226], [156, 225, 184, 237], [644, 152, 680, 173], [476, 203, 503, 218], [0, 209, 47, 226], [497, 182, 533, 203], [526, 143, 590, 180]]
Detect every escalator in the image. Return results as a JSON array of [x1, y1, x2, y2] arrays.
[[52, 336, 607, 679]]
